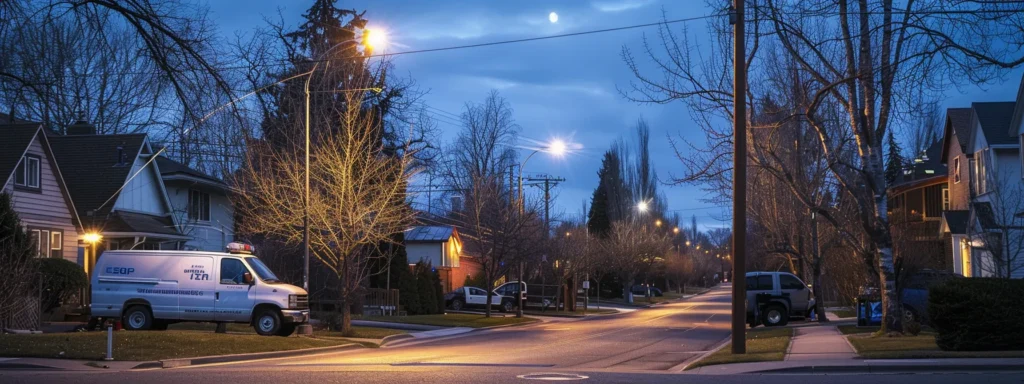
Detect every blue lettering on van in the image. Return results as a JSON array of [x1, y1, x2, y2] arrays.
[[105, 267, 135, 275], [190, 273, 210, 281]]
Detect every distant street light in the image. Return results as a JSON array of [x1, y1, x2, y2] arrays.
[[685, 240, 691, 246], [673, 227, 680, 235], [655, 219, 663, 227]]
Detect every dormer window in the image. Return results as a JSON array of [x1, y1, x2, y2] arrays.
[[14, 154, 41, 191]]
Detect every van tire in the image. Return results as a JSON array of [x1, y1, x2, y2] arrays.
[[254, 309, 282, 336], [500, 299, 514, 313], [123, 306, 154, 331], [277, 323, 297, 337], [762, 304, 788, 327]]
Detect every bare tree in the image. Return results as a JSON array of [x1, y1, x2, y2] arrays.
[[233, 92, 417, 334], [603, 220, 672, 303], [622, 0, 1024, 332]]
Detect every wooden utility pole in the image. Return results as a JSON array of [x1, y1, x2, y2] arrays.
[[730, 0, 748, 355]]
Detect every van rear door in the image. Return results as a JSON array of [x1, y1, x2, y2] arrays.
[[215, 257, 254, 322], [177, 256, 216, 320]]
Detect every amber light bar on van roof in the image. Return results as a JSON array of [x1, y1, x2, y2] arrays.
[[226, 242, 255, 255]]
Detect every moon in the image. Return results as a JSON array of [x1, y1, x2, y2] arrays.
[[549, 12, 558, 23]]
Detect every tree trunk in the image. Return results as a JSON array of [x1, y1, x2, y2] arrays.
[[340, 297, 352, 336]]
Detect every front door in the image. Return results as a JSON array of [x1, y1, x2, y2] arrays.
[[215, 257, 253, 322], [466, 287, 488, 307], [779, 273, 810, 312]]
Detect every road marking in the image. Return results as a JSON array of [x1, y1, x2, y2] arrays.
[[518, 372, 589, 381], [545, 327, 571, 331], [0, 358, 19, 363]]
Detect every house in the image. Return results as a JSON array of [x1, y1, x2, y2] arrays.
[[887, 140, 948, 270], [0, 117, 81, 263], [404, 225, 480, 292], [156, 156, 234, 251], [939, 74, 1024, 278], [49, 120, 188, 260]]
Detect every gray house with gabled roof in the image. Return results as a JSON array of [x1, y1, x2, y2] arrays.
[[48, 122, 188, 254], [156, 156, 234, 252]]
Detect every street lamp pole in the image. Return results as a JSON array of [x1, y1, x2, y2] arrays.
[[730, 0, 748, 354]]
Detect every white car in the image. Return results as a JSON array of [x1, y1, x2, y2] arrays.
[[91, 243, 309, 336]]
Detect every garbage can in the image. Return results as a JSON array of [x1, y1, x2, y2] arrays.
[[856, 295, 882, 326]]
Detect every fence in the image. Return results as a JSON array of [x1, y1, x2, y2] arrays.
[[362, 288, 400, 316]]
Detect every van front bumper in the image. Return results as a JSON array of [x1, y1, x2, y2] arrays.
[[281, 309, 310, 324]]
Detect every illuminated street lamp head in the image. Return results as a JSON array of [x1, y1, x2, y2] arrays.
[[655, 219, 663, 227], [673, 227, 680, 234], [685, 240, 691, 246], [637, 201, 649, 213], [547, 139, 567, 156], [565, 231, 572, 237], [363, 28, 387, 51], [83, 232, 102, 244]]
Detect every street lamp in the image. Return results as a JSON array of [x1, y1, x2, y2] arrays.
[[685, 240, 691, 246], [515, 139, 570, 318], [673, 227, 680, 235], [82, 232, 103, 306], [637, 201, 649, 213], [655, 219, 663, 227]]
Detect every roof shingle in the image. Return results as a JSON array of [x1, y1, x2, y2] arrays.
[[48, 134, 148, 219], [972, 102, 1017, 145], [0, 124, 41, 184]]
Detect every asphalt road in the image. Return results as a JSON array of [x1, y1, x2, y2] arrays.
[[3, 285, 1023, 383]]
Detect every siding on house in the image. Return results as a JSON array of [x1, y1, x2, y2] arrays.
[[113, 155, 166, 215], [2, 137, 79, 263], [165, 184, 234, 251], [947, 135, 972, 211]]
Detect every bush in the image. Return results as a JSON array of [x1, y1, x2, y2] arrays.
[[36, 258, 88, 313], [928, 278, 1024, 351]]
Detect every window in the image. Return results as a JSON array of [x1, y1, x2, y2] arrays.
[[50, 231, 62, 258], [220, 258, 248, 285], [469, 288, 487, 296], [14, 155, 41, 190], [745, 276, 758, 290], [975, 149, 991, 195], [244, 257, 280, 282], [779, 274, 805, 290], [28, 228, 60, 258], [756, 275, 773, 291], [942, 188, 950, 210], [953, 157, 961, 184], [188, 189, 211, 221]]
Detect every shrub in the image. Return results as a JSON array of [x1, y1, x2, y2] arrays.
[[36, 258, 88, 313], [928, 278, 1024, 351]]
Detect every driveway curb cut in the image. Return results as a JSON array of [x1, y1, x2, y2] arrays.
[[379, 333, 415, 346], [754, 364, 1024, 374], [677, 333, 732, 372], [153, 343, 360, 369]]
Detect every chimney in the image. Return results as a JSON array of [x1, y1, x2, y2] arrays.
[[67, 114, 96, 135]]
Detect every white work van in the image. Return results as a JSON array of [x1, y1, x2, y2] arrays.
[[91, 243, 309, 336]]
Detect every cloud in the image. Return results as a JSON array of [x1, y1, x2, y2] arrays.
[[591, 0, 656, 13]]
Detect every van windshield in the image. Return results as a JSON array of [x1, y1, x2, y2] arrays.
[[244, 257, 280, 283]]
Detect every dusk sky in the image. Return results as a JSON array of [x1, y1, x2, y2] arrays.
[[208, 0, 1024, 229]]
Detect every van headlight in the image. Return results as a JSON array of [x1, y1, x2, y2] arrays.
[[289, 294, 298, 308]]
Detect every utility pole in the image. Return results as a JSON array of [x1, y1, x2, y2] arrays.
[[526, 175, 565, 310], [730, 0, 748, 355]]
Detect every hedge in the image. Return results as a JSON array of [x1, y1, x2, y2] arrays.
[[36, 258, 88, 313], [928, 278, 1024, 351]]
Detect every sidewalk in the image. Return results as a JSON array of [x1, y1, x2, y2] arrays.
[[785, 324, 857, 361], [686, 357, 1024, 374]]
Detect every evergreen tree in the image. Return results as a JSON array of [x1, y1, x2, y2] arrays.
[[0, 193, 37, 328], [413, 261, 438, 314], [885, 130, 905, 185], [588, 150, 624, 237], [432, 269, 446, 314]]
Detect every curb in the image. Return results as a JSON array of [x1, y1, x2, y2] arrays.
[[676, 334, 732, 372], [152, 343, 360, 369], [755, 364, 1024, 374], [379, 333, 415, 346]]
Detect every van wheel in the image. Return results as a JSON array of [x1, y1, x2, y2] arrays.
[[123, 306, 154, 331], [501, 300, 514, 313], [278, 324, 297, 337], [254, 309, 282, 336], [762, 305, 789, 327]]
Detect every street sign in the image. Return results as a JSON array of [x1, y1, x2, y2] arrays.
[[582, 281, 590, 289]]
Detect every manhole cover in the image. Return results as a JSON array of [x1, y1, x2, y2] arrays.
[[517, 373, 589, 381]]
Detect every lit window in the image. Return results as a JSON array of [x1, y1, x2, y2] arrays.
[[953, 157, 961, 184], [188, 189, 211, 221]]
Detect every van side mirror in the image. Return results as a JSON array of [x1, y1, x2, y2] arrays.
[[243, 272, 254, 285]]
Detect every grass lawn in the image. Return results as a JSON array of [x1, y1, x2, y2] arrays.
[[0, 331, 350, 361], [167, 322, 405, 339], [358, 313, 538, 328], [829, 308, 857, 319], [522, 308, 619, 318], [842, 326, 1024, 359], [686, 327, 793, 370]]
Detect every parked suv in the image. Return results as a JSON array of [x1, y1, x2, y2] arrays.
[[745, 271, 815, 327], [900, 269, 959, 325], [630, 284, 663, 297]]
